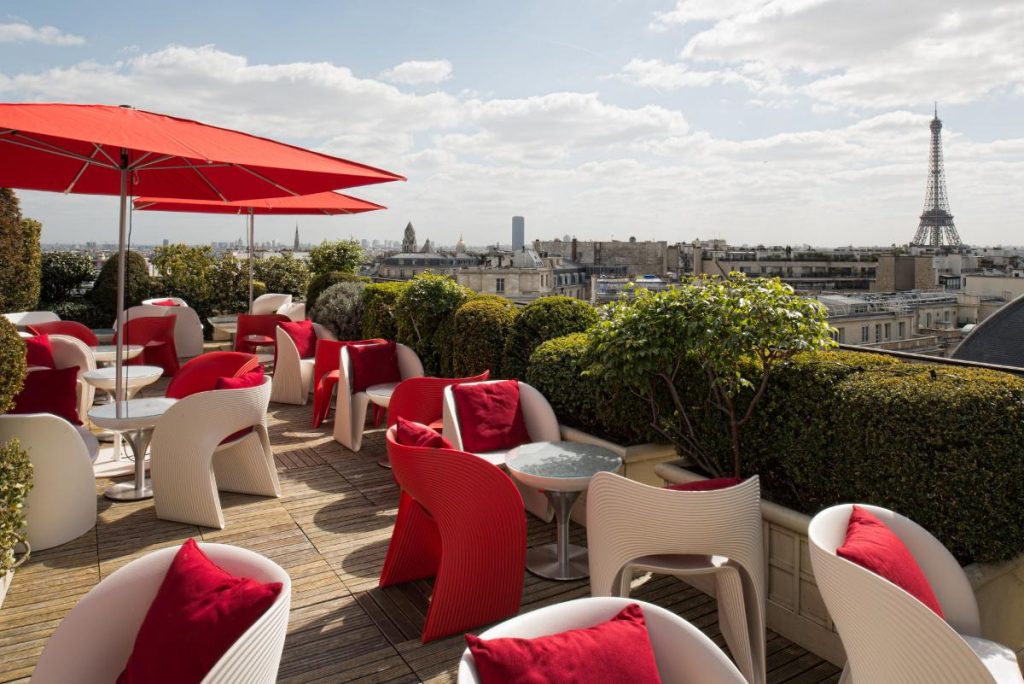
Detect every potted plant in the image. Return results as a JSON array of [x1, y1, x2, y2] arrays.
[[0, 316, 30, 607]]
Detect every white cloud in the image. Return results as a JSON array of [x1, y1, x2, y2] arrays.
[[380, 59, 452, 85], [0, 21, 84, 46]]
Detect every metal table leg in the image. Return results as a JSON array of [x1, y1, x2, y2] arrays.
[[104, 426, 155, 501], [525, 489, 589, 580]]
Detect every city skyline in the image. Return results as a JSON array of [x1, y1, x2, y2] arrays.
[[3, 1, 1024, 247]]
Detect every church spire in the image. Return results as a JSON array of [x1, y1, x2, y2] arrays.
[[293, 222, 300, 251]]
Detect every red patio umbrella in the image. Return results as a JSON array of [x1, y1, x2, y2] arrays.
[[134, 191, 385, 309], [0, 103, 404, 414]]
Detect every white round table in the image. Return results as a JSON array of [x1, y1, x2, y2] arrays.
[[506, 441, 622, 581], [92, 344, 143, 365], [83, 365, 163, 401], [89, 397, 176, 501]]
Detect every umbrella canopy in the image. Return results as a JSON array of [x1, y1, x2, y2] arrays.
[[0, 103, 404, 199]]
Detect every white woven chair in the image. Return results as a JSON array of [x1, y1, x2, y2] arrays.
[[151, 376, 279, 530], [143, 297, 189, 307], [333, 342, 423, 452], [457, 596, 746, 683], [277, 301, 305, 322], [3, 310, 59, 328], [442, 380, 559, 521], [142, 298, 204, 358], [251, 293, 292, 316], [113, 304, 173, 330], [0, 413, 97, 551], [808, 504, 1023, 684], [269, 322, 335, 405], [586, 473, 766, 684], [49, 334, 97, 422], [31, 542, 291, 684]]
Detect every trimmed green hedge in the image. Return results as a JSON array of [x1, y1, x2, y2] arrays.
[[450, 295, 519, 377], [88, 250, 154, 323], [0, 437, 32, 574], [362, 282, 408, 340], [311, 281, 366, 340], [503, 296, 599, 379], [307, 271, 370, 313], [0, 190, 41, 313], [0, 317, 26, 413], [395, 274, 472, 376], [525, 341, 1024, 564]]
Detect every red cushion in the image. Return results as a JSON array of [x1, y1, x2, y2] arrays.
[[665, 477, 742, 492], [151, 299, 179, 306], [451, 380, 531, 452], [836, 506, 944, 618], [348, 341, 400, 393], [25, 334, 55, 368], [117, 538, 282, 684], [280, 320, 317, 359], [10, 366, 81, 425], [396, 417, 453, 449], [465, 603, 661, 684], [214, 367, 265, 391]]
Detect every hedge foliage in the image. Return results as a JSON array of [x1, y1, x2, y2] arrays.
[[307, 271, 370, 313], [503, 296, 599, 379], [252, 253, 309, 298], [40, 251, 94, 305], [450, 295, 519, 377], [88, 250, 153, 323], [0, 317, 26, 414], [308, 239, 363, 276], [311, 282, 366, 340], [361, 282, 408, 340], [0, 190, 41, 313], [395, 274, 472, 375], [0, 437, 32, 574]]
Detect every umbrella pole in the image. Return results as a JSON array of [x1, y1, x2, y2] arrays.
[[114, 155, 128, 417], [248, 210, 254, 313]]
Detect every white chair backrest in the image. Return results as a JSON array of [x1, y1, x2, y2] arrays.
[[3, 311, 59, 327], [276, 301, 305, 322], [457, 597, 746, 684], [153, 377, 272, 455], [142, 297, 189, 307], [339, 342, 423, 396], [808, 504, 994, 683], [441, 380, 560, 451], [0, 413, 96, 551], [113, 304, 172, 330], [251, 293, 292, 316], [31, 542, 291, 684], [50, 334, 96, 374]]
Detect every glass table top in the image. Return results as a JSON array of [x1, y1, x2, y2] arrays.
[[506, 441, 622, 480]]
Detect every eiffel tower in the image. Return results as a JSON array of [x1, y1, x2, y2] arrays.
[[911, 104, 962, 247]]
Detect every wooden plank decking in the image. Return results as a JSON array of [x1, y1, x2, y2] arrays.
[[0, 393, 841, 683]]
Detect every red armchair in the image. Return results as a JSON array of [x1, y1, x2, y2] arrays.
[[381, 425, 526, 642], [234, 314, 290, 356], [165, 351, 260, 399], [120, 315, 179, 376], [310, 338, 386, 428], [27, 321, 99, 347]]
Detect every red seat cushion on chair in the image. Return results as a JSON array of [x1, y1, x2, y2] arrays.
[[396, 417, 453, 449], [465, 603, 661, 684], [10, 366, 81, 425], [665, 477, 742, 492], [280, 320, 317, 359], [151, 299, 179, 306], [348, 341, 400, 393], [836, 506, 944, 618], [24, 334, 55, 368], [451, 380, 531, 453], [117, 538, 282, 684]]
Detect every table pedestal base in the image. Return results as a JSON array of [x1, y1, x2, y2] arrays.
[[104, 480, 153, 501], [104, 426, 155, 502], [526, 543, 589, 581]]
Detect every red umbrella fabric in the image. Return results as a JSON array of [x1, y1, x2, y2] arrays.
[[133, 191, 385, 215], [0, 103, 404, 199]]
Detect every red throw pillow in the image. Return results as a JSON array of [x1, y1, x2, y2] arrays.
[[280, 320, 317, 359], [451, 380, 531, 452], [25, 334, 55, 368], [214, 366, 265, 390], [151, 299, 179, 307], [10, 366, 81, 425], [117, 538, 282, 684], [348, 341, 401, 393], [665, 477, 742, 491], [396, 417, 453, 449], [836, 506, 944, 618], [466, 603, 661, 684]]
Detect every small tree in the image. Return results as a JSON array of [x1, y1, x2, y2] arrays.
[[450, 295, 519, 377], [0, 190, 42, 312], [311, 281, 367, 339], [40, 251, 95, 305], [88, 251, 153, 323], [362, 282, 408, 340], [306, 271, 370, 312], [253, 253, 310, 298], [152, 243, 217, 305], [309, 239, 363, 275], [587, 273, 835, 478], [502, 296, 599, 380], [395, 273, 472, 375], [0, 317, 31, 574]]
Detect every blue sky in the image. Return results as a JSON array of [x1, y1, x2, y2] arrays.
[[3, 0, 1023, 247]]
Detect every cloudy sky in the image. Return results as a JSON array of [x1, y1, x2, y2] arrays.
[[3, 0, 1023, 247]]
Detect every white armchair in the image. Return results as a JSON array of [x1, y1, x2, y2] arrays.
[[251, 293, 292, 316], [808, 504, 1023, 684], [457, 597, 746, 684], [442, 380, 559, 521], [49, 334, 97, 425], [276, 301, 305, 322], [0, 413, 97, 551], [269, 322, 335, 405], [31, 542, 291, 684], [333, 343, 423, 452], [143, 298, 204, 358], [151, 376, 279, 530], [3, 311, 59, 329]]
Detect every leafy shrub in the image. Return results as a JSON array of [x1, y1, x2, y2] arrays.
[[502, 296, 599, 380], [40, 251, 95, 305], [0, 189, 41, 312], [88, 250, 154, 325], [0, 437, 32, 574], [205, 256, 264, 317], [253, 253, 309, 298], [0, 317, 26, 413], [152, 243, 217, 306], [306, 271, 370, 313], [450, 295, 519, 377], [395, 274, 472, 376], [309, 239, 363, 276], [362, 282, 408, 340], [51, 300, 109, 329], [311, 282, 367, 340]]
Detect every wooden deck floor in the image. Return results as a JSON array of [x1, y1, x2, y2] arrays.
[[0, 395, 841, 683]]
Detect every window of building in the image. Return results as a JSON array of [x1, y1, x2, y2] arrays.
[[861, 326, 869, 342], [926, 313, 932, 327], [399, 269, 404, 279], [898, 322, 906, 339], [875, 324, 881, 342], [496, 277, 505, 293], [837, 328, 845, 344], [884, 323, 891, 340], [944, 310, 950, 322]]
